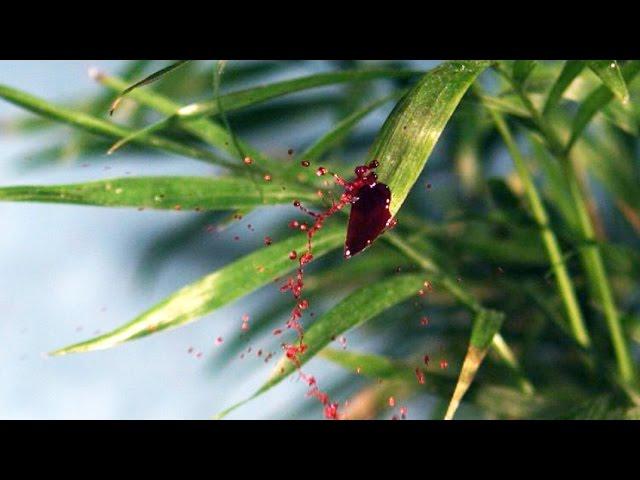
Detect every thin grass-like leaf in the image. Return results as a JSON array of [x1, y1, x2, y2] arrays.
[[50, 225, 344, 355], [444, 309, 504, 419], [0, 84, 239, 170], [565, 60, 640, 153], [215, 273, 425, 418], [299, 93, 400, 161], [0, 177, 316, 210], [587, 60, 629, 104], [320, 348, 455, 393], [370, 60, 491, 216], [512, 60, 537, 86], [109, 60, 189, 115], [108, 69, 423, 153], [542, 60, 586, 115]]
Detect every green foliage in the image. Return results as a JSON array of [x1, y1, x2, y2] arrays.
[[2, 59, 639, 419]]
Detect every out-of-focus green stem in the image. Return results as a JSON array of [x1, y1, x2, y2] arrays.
[[496, 63, 635, 383], [481, 96, 591, 349], [384, 231, 534, 394]]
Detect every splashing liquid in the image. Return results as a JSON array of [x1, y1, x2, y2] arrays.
[[277, 160, 395, 419]]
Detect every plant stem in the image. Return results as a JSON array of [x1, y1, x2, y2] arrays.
[[496, 64, 635, 383], [482, 97, 591, 348], [384, 231, 534, 394]]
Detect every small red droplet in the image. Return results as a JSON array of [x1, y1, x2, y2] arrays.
[[424, 354, 430, 365], [301, 160, 310, 167], [264, 236, 272, 246], [323, 402, 339, 420], [215, 337, 223, 346], [316, 167, 327, 176], [298, 299, 309, 309], [300, 252, 313, 265], [440, 359, 448, 369], [415, 368, 425, 384], [243, 156, 253, 165], [263, 174, 272, 182], [388, 396, 396, 407], [420, 316, 429, 326], [289, 250, 297, 260]]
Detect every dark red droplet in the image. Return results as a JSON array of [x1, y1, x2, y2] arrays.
[[344, 182, 392, 258]]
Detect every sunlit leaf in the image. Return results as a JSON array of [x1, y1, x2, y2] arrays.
[[107, 69, 423, 152], [0, 176, 317, 210], [587, 60, 629, 104], [0, 84, 239, 170], [50, 226, 344, 355], [371, 60, 491, 216], [566, 60, 640, 152], [215, 273, 425, 418], [444, 309, 504, 419], [109, 60, 190, 115]]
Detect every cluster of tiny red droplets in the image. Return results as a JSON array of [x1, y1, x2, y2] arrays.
[[275, 161, 381, 420]]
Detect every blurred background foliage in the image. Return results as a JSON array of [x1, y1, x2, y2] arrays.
[[0, 60, 639, 419]]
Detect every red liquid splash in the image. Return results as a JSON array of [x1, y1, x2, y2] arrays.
[[276, 160, 395, 419]]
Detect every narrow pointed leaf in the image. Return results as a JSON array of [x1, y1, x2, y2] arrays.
[[444, 309, 504, 420], [50, 226, 344, 355], [109, 60, 190, 115], [566, 60, 640, 152], [512, 60, 537, 86], [215, 273, 425, 418], [108, 69, 423, 152], [370, 60, 491, 216], [587, 60, 629, 103], [0, 84, 238, 169], [320, 348, 455, 394], [0, 176, 317, 210], [300, 93, 400, 161], [176, 69, 422, 120], [542, 60, 586, 115]]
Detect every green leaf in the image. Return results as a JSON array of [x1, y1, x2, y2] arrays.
[[299, 93, 400, 161], [320, 348, 455, 394], [109, 60, 190, 115], [444, 309, 504, 419], [215, 273, 425, 418], [0, 84, 239, 170], [50, 225, 344, 355], [370, 60, 491, 216], [0, 176, 317, 210], [512, 60, 537, 86], [175, 69, 422, 120], [587, 60, 629, 104], [566, 60, 640, 153], [542, 60, 586, 115], [108, 69, 422, 152], [475, 93, 530, 118]]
